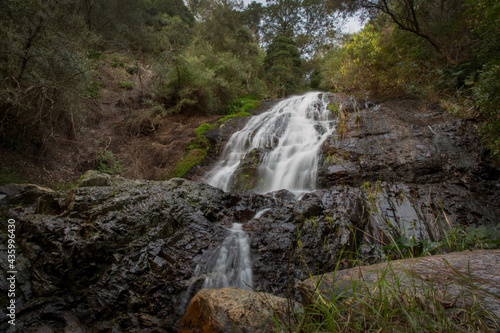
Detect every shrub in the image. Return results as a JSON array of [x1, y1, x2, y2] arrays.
[[118, 81, 135, 90], [97, 150, 124, 175], [474, 61, 500, 162]]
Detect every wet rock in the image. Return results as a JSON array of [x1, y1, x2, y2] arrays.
[[2, 177, 233, 332], [178, 288, 299, 333], [319, 101, 485, 186], [245, 190, 359, 297], [232, 148, 266, 194], [0, 183, 57, 207], [300, 250, 500, 321]]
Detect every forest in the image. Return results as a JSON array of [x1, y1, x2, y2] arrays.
[[1, 1, 500, 332], [0, 0, 498, 167]]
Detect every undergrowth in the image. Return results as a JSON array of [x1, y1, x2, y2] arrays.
[[0, 168, 24, 185], [292, 263, 499, 332]]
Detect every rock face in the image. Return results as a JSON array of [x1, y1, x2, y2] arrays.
[[178, 288, 299, 333], [318, 97, 500, 232], [300, 250, 500, 320], [0, 174, 366, 332], [320, 100, 482, 185]]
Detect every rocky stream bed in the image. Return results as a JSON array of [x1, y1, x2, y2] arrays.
[[1, 94, 499, 332]]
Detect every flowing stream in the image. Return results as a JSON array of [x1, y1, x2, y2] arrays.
[[202, 223, 253, 290], [205, 92, 335, 196]]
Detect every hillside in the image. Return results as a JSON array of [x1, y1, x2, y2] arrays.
[[0, 55, 222, 187]]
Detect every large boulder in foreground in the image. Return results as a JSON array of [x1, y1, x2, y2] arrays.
[[300, 250, 500, 320], [178, 288, 300, 333]]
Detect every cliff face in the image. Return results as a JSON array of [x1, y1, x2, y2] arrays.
[[1, 96, 499, 332], [318, 97, 499, 228]]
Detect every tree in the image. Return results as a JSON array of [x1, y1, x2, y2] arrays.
[[0, 0, 94, 145], [153, 0, 266, 114], [240, 0, 337, 58], [329, 0, 468, 63], [264, 36, 303, 96]]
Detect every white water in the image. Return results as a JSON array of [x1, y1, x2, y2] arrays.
[[205, 92, 335, 196], [202, 223, 253, 290]]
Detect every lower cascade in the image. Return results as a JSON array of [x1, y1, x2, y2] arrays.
[[202, 223, 253, 290], [205, 92, 335, 196]]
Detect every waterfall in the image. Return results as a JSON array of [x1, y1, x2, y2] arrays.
[[205, 92, 335, 196], [202, 223, 253, 290]]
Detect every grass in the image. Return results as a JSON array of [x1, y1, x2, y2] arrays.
[[97, 149, 124, 175], [194, 123, 213, 137], [292, 263, 499, 332], [217, 110, 251, 123], [118, 81, 134, 90], [0, 168, 24, 185]]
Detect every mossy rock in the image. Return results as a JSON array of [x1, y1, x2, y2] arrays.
[[231, 148, 265, 193], [172, 149, 207, 178], [78, 170, 112, 187]]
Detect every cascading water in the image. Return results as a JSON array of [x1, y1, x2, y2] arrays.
[[179, 222, 254, 312], [205, 92, 335, 196], [202, 223, 253, 290], [182, 93, 335, 308]]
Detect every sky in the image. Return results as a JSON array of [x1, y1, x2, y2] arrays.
[[338, 14, 365, 33]]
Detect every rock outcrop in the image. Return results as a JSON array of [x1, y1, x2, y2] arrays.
[[178, 288, 299, 333], [0, 174, 362, 331]]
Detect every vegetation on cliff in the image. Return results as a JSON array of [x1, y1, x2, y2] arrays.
[[318, 0, 500, 162]]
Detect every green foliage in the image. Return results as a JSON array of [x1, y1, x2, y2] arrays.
[[441, 224, 500, 252], [383, 236, 442, 259], [153, 7, 266, 114], [145, 0, 195, 27], [473, 61, 500, 162], [0, 169, 24, 186], [118, 81, 135, 90], [0, 0, 95, 145], [171, 149, 206, 178], [218, 111, 251, 123], [97, 150, 124, 175], [264, 35, 303, 97], [219, 96, 261, 115], [123, 102, 168, 136], [328, 103, 340, 116], [321, 24, 430, 98], [194, 123, 213, 137], [244, 0, 336, 57], [309, 68, 322, 89]]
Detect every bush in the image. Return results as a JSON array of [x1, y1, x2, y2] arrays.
[[264, 36, 303, 97], [118, 81, 135, 90], [474, 61, 500, 162], [97, 150, 124, 175]]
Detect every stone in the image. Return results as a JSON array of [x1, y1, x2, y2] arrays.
[[0, 183, 56, 206], [77, 170, 112, 187], [300, 250, 500, 320], [178, 288, 300, 333]]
